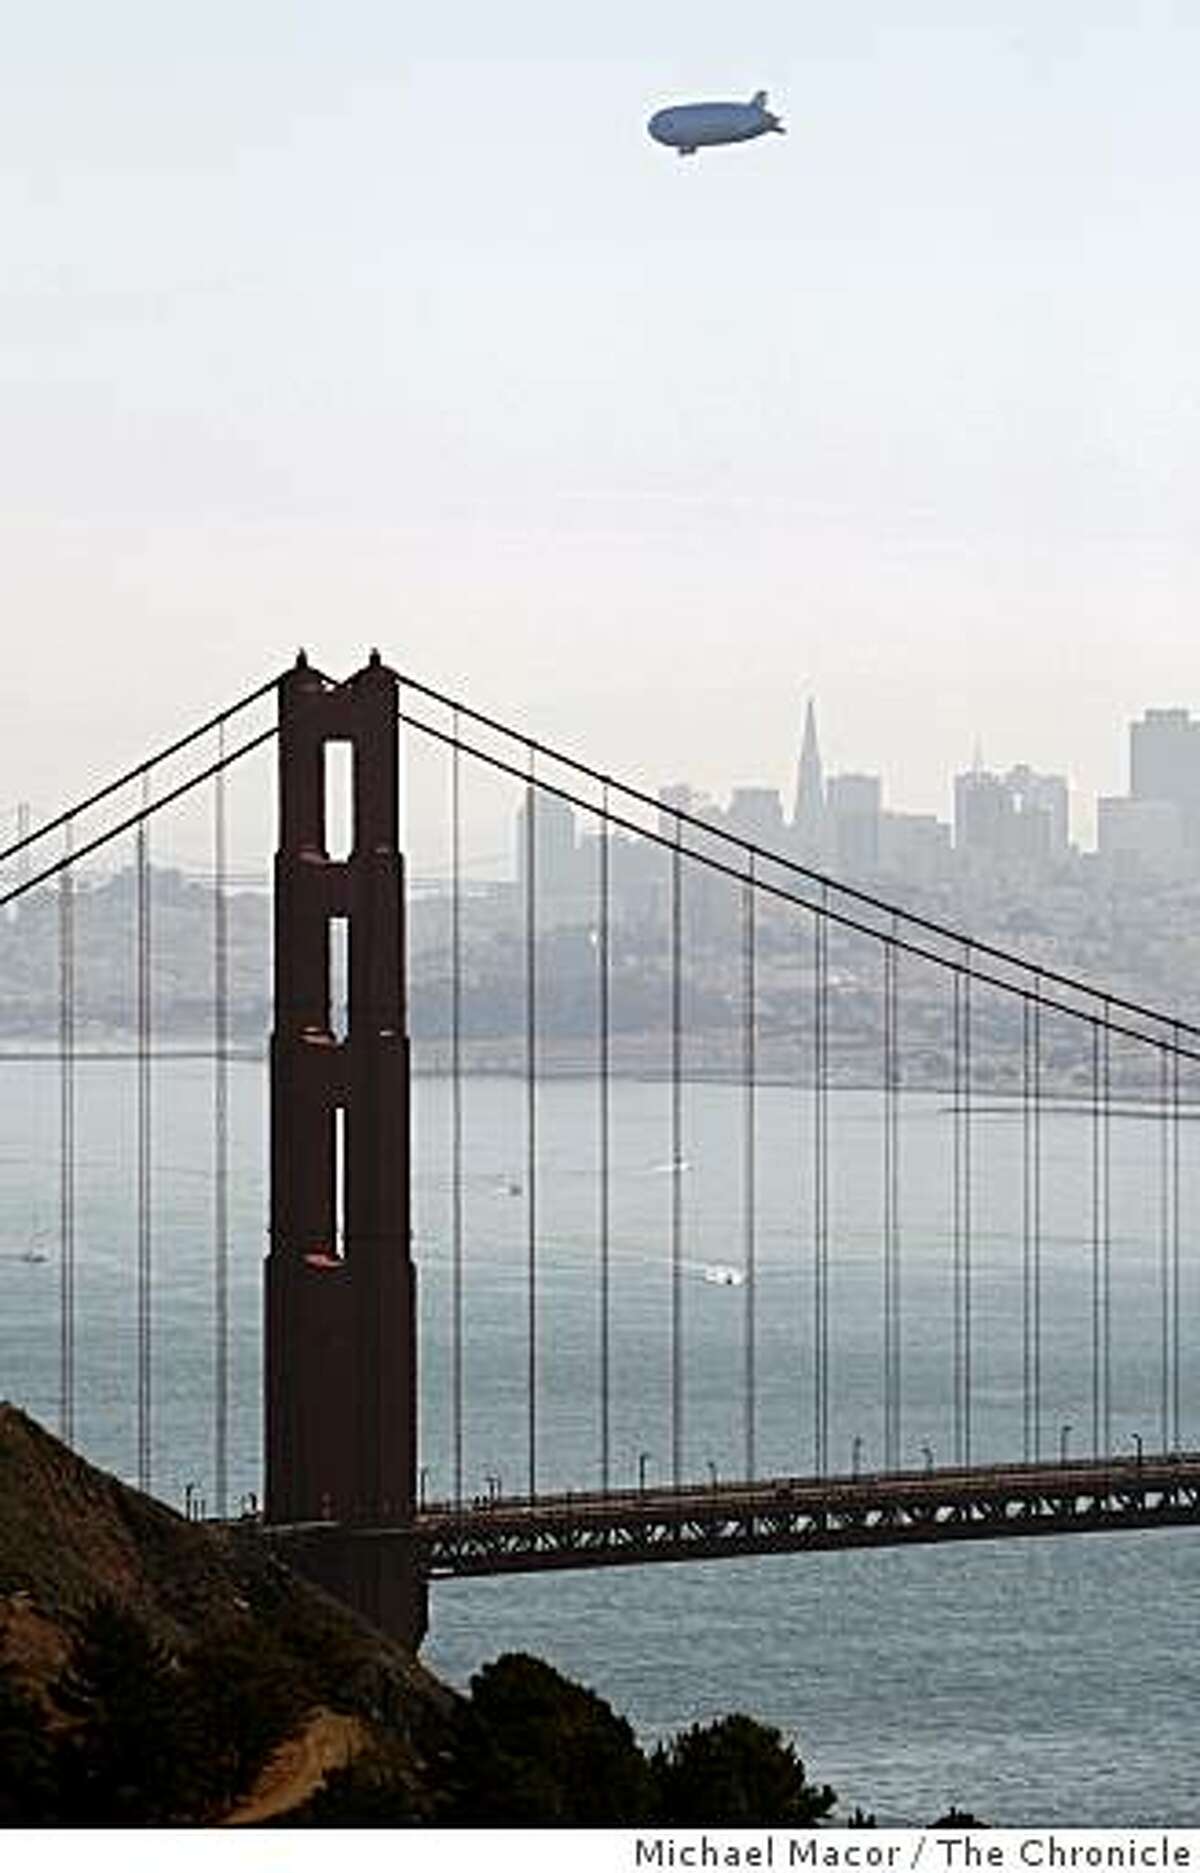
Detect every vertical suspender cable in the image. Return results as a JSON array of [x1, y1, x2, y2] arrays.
[[883, 929, 900, 1471], [1159, 1042, 1170, 1455], [882, 940, 891, 1467], [137, 771, 152, 1493], [213, 732, 229, 1519], [598, 784, 611, 1494], [951, 957, 974, 1466], [59, 818, 75, 1445], [1101, 1006, 1111, 1457], [525, 754, 537, 1499], [892, 939, 902, 1468], [958, 951, 965, 1460], [1032, 977, 1043, 1460], [952, 968, 963, 1465], [670, 814, 683, 1488], [1022, 992, 1034, 1463], [1171, 1023, 1181, 1450], [814, 889, 829, 1476], [743, 853, 756, 1482], [1090, 1019, 1101, 1456], [450, 711, 464, 1507], [797, 904, 807, 1462]]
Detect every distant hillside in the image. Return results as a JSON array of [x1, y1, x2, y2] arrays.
[[0, 1405, 456, 1824]]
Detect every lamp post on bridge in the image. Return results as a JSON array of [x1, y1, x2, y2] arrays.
[[921, 1443, 934, 1475], [852, 1435, 864, 1480], [1132, 1432, 1143, 1470], [638, 1451, 651, 1494], [706, 1459, 718, 1490], [1059, 1423, 1072, 1464]]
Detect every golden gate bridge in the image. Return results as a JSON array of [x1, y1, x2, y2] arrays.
[[1, 652, 1198, 1649]]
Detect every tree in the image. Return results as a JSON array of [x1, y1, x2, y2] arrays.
[[652, 1713, 837, 1827], [0, 1675, 59, 1824], [294, 1745, 434, 1826], [448, 1652, 656, 1825], [53, 1594, 204, 1824], [185, 1627, 306, 1810]]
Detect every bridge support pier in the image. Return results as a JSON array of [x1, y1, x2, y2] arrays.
[[265, 652, 426, 1650], [265, 1528, 428, 1651]]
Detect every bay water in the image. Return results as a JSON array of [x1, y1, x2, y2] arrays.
[[1, 1059, 1198, 1824]]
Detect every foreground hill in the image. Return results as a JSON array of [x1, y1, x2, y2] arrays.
[[0, 1405, 871, 1827], [0, 1404, 456, 1824]]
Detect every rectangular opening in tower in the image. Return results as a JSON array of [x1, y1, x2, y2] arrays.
[[329, 915, 349, 1041], [333, 1105, 347, 1259], [325, 739, 355, 861]]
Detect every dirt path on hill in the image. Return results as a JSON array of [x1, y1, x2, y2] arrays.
[[224, 1707, 369, 1825]]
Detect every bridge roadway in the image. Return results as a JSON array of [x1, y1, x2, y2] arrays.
[[262, 1453, 1200, 1581]]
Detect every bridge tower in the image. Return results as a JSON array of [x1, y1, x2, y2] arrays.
[[265, 651, 426, 1647]]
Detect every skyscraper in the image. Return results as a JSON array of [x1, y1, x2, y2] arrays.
[[515, 793, 587, 926], [728, 786, 786, 846], [1130, 708, 1200, 847], [827, 772, 882, 874], [954, 761, 1068, 868], [791, 699, 826, 859]]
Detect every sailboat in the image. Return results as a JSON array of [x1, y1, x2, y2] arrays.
[[2, 1194, 51, 1265]]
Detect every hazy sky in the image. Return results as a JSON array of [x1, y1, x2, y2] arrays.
[[4, 2, 1199, 856]]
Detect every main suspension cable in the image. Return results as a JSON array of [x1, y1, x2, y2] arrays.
[[394, 706, 1200, 1066], [0, 724, 280, 912], [0, 675, 282, 871], [0, 663, 356, 916], [392, 668, 1200, 1046]]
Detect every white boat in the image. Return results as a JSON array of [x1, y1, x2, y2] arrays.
[[703, 1264, 745, 1287]]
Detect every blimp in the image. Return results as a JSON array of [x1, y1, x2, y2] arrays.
[[648, 90, 785, 157]]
